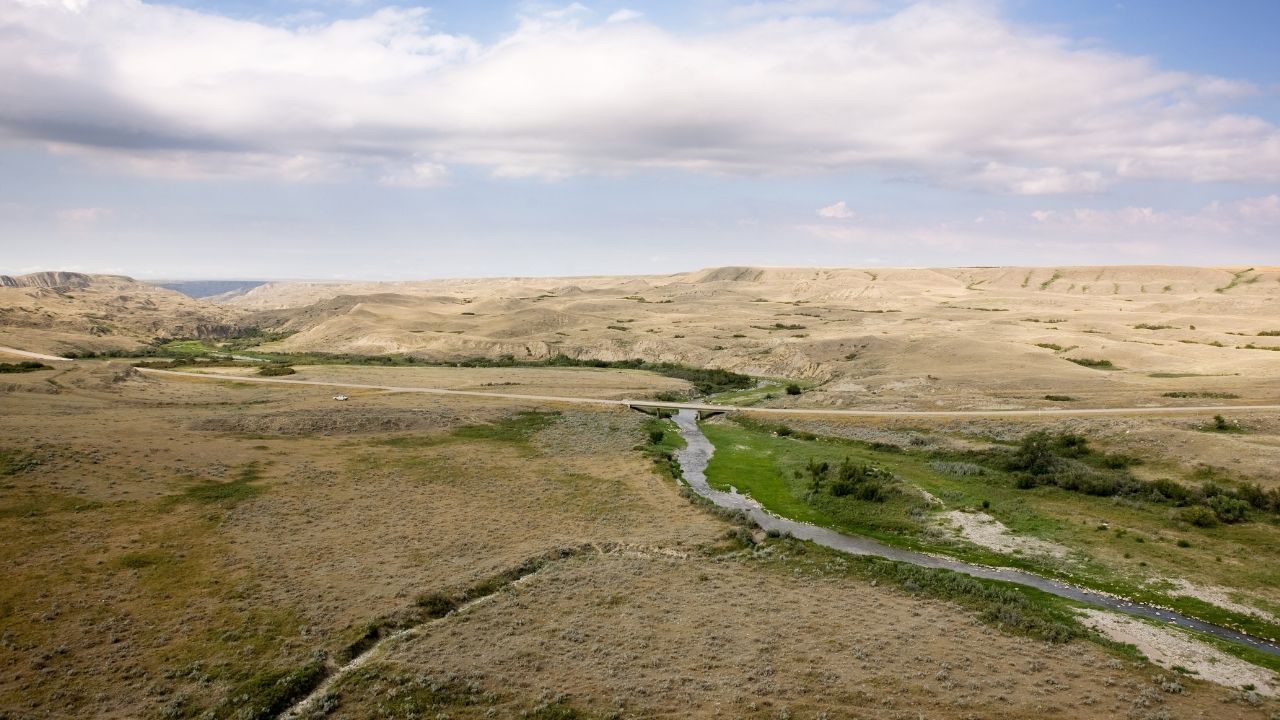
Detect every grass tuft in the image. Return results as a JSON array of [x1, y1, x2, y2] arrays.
[[1066, 357, 1117, 369]]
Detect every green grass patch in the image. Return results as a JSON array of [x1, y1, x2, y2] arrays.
[[371, 434, 449, 450], [750, 322, 807, 331], [1039, 270, 1063, 291], [1162, 391, 1240, 399], [169, 463, 265, 508], [705, 377, 813, 406], [451, 411, 559, 443], [1149, 372, 1219, 378], [701, 422, 926, 537], [640, 417, 684, 481], [116, 551, 170, 570], [0, 448, 41, 476], [1067, 357, 1117, 369], [369, 412, 560, 453], [137, 339, 756, 395], [212, 660, 327, 720], [1035, 343, 1064, 351], [1215, 268, 1254, 294]]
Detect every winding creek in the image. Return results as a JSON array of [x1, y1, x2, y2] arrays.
[[671, 409, 1280, 658]]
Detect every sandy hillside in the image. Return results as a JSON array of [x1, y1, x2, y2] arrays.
[[0, 272, 246, 354], [223, 265, 1280, 409]]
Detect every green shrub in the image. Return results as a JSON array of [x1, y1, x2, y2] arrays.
[[0, 361, 49, 373], [785, 383, 802, 395], [1007, 431, 1059, 475], [827, 459, 892, 502], [257, 364, 296, 376], [1149, 478, 1196, 505], [1043, 394, 1074, 401], [414, 592, 460, 619], [1207, 495, 1250, 524], [1181, 505, 1219, 528]]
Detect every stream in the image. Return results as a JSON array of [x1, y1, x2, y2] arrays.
[[671, 409, 1280, 658]]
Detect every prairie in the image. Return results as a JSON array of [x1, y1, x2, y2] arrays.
[[0, 361, 1275, 718]]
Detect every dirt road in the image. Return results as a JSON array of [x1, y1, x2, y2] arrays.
[[138, 367, 1280, 418]]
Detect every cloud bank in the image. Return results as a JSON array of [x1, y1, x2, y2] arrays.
[[2, 0, 1278, 191]]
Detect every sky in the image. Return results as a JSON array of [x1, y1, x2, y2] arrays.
[[0, 0, 1277, 280]]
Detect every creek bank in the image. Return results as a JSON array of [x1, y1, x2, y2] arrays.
[[670, 409, 1280, 660]]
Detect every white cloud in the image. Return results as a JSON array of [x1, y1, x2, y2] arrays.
[[57, 207, 111, 224], [817, 201, 855, 219], [969, 163, 1109, 195], [378, 160, 449, 187], [1235, 194, 1280, 223], [727, 0, 880, 22], [606, 9, 643, 23], [795, 194, 1280, 264], [1024, 196, 1280, 239], [1, 1, 1277, 190]]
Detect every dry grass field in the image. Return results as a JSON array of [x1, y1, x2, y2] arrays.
[[0, 361, 1276, 719]]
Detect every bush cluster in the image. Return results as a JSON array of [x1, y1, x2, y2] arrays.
[[803, 457, 894, 502], [1002, 431, 1277, 525], [257, 364, 296, 376], [0, 361, 49, 373]]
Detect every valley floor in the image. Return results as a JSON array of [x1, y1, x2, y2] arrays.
[[0, 361, 1276, 718]]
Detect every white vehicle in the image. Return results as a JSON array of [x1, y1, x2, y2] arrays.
[[333, 394, 349, 401]]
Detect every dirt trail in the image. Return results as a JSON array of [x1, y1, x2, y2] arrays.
[[0, 345, 72, 362], [139, 367, 1280, 418]]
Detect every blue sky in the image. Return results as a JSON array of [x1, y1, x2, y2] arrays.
[[1, 0, 1277, 279]]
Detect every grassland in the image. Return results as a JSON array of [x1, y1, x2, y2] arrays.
[[0, 360, 1276, 718]]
